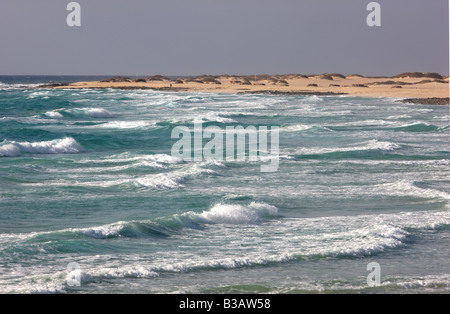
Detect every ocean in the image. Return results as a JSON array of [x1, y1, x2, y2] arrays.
[[0, 76, 449, 294]]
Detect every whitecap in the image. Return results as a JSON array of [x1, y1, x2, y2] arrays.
[[86, 108, 113, 118], [76, 153, 183, 166], [0, 144, 21, 157], [293, 139, 401, 155], [188, 202, 279, 225], [44, 111, 64, 120], [95, 121, 154, 129], [282, 124, 313, 132], [378, 180, 450, 201], [63, 107, 114, 118], [1, 138, 84, 156]]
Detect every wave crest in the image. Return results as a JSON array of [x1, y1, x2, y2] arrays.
[[0, 138, 84, 157], [294, 139, 401, 156], [191, 202, 279, 225], [72, 202, 279, 240], [44, 108, 113, 120]]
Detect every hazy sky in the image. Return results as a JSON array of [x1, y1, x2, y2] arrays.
[[0, 0, 448, 76]]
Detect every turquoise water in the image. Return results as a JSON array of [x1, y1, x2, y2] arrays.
[[0, 80, 449, 293]]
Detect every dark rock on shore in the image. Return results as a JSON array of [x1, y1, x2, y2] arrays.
[[37, 83, 69, 88], [400, 98, 449, 105], [143, 75, 170, 81], [241, 90, 347, 96], [113, 86, 187, 91], [101, 76, 132, 82], [183, 77, 205, 84]]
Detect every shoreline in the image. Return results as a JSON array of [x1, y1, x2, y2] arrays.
[[399, 97, 450, 106], [37, 73, 449, 105]]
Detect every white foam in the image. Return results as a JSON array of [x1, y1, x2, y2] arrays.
[[58, 202, 279, 243], [135, 164, 217, 189], [22, 172, 186, 189], [27, 91, 51, 98], [302, 95, 323, 102], [328, 119, 400, 127], [0, 144, 21, 157], [44, 111, 64, 119], [379, 180, 450, 201], [172, 113, 237, 124], [1, 207, 448, 292], [293, 139, 401, 155], [142, 218, 411, 272], [382, 274, 450, 290], [86, 108, 113, 118], [3, 138, 84, 156], [334, 159, 450, 167], [190, 202, 279, 225], [51, 163, 216, 189], [76, 223, 125, 239], [134, 173, 186, 189], [3, 116, 60, 125], [96, 120, 154, 129], [202, 113, 237, 124], [77, 153, 182, 164], [0, 82, 11, 90], [366, 140, 402, 151], [397, 121, 431, 128], [87, 265, 159, 280], [282, 124, 313, 132], [63, 107, 113, 119], [48, 161, 168, 174], [385, 115, 413, 120], [147, 154, 184, 164]]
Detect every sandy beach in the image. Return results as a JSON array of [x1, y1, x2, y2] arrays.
[[40, 73, 449, 104]]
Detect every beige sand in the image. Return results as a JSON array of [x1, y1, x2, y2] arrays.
[[45, 74, 449, 100]]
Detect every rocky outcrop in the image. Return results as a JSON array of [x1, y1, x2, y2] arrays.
[[401, 98, 449, 105], [101, 76, 132, 82], [143, 75, 170, 82]]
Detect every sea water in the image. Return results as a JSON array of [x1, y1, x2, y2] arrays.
[[0, 77, 449, 293]]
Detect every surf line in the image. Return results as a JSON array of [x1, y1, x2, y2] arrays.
[[171, 122, 280, 172]]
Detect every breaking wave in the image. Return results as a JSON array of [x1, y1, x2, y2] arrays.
[[44, 108, 114, 120], [0, 138, 84, 157], [293, 139, 401, 156]]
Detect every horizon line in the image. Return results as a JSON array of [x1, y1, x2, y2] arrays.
[[1, 72, 449, 78]]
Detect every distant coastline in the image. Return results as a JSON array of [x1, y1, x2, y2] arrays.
[[36, 72, 449, 105]]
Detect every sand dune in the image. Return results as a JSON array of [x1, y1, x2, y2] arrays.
[[40, 73, 449, 104]]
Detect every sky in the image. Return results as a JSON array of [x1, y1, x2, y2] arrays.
[[0, 0, 448, 76]]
